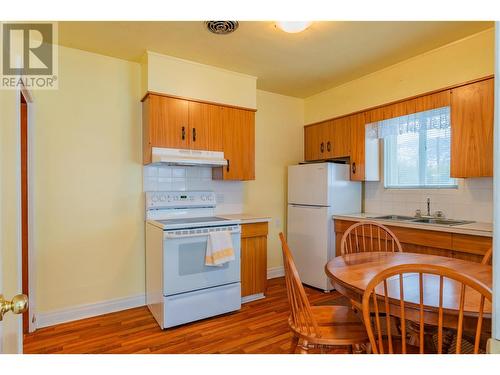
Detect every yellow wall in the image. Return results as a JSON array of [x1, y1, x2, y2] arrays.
[[244, 90, 304, 268], [144, 51, 257, 109], [304, 28, 495, 124], [32, 46, 143, 312], [0, 89, 23, 353]]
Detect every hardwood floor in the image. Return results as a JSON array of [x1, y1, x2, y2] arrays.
[[24, 278, 352, 354]]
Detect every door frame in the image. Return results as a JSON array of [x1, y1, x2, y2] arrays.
[[20, 85, 37, 334], [0, 85, 29, 353], [493, 21, 499, 343]]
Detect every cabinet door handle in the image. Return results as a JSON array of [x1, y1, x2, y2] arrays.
[[181, 126, 186, 141], [352, 162, 356, 174], [327, 141, 331, 152], [226, 159, 230, 173], [192, 127, 196, 142], [320, 142, 324, 153]]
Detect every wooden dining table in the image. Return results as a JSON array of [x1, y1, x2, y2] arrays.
[[325, 252, 492, 329]]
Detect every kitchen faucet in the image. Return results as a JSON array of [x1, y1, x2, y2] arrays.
[[415, 197, 445, 218]]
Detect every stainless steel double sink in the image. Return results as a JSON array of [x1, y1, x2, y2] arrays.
[[370, 215, 474, 227]]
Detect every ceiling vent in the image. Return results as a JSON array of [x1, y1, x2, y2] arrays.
[[205, 21, 239, 35]]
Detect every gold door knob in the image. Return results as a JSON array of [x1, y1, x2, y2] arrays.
[[0, 294, 28, 321]]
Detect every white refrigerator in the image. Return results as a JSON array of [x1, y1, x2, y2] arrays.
[[287, 162, 361, 291]]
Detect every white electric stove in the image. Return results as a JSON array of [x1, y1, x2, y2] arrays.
[[145, 191, 242, 329]]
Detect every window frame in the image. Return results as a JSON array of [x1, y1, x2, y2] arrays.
[[382, 107, 457, 190]]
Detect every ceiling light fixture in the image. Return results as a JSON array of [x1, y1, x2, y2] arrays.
[[276, 21, 313, 33]]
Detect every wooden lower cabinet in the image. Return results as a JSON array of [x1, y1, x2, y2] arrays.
[[240, 222, 268, 298], [334, 219, 491, 263]]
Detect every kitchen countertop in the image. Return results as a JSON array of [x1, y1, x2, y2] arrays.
[[333, 212, 493, 237], [218, 214, 272, 224]]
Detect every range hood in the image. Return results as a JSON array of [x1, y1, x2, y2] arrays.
[[151, 147, 228, 167]]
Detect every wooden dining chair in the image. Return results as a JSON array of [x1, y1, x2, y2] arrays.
[[481, 247, 492, 265], [278, 233, 368, 354], [361, 263, 492, 354], [340, 221, 403, 255]]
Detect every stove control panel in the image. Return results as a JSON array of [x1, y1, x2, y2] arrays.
[[146, 191, 216, 209]]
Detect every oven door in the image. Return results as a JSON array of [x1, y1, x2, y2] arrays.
[[163, 225, 241, 296]]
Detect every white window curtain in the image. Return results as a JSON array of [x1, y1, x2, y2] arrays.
[[368, 106, 456, 189]]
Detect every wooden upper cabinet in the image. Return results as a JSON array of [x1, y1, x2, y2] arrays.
[[143, 94, 189, 163], [304, 123, 326, 161], [303, 125, 317, 161], [417, 90, 451, 112], [330, 117, 351, 158], [304, 119, 350, 161], [213, 107, 255, 181], [149, 94, 189, 149], [366, 90, 451, 123], [366, 106, 385, 123], [188, 102, 223, 151], [348, 113, 366, 181], [404, 90, 451, 116], [143, 94, 256, 177], [450, 79, 494, 178], [302, 77, 492, 181]]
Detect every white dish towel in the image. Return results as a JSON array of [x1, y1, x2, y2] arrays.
[[205, 231, 235, 266]]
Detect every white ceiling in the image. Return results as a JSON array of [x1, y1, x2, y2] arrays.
[[58, 21, 493, 98]]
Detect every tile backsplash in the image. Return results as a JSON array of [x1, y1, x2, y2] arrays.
[[364, 177, 493, 223], [143, 165, 243, 214]]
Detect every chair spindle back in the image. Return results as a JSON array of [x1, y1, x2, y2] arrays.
[[362, 264, 492, 354], [279, 233, 320, 338], [341, 221, 403, 255]]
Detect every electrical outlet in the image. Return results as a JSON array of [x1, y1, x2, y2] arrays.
[[275, 218, 281, 228]]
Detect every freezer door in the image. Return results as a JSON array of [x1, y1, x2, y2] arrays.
[[288, 163, 329, 206], [286, 204, 333, 291]]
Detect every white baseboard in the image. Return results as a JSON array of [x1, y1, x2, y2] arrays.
[[267, 266, 284, 279], [241, 293, 265, 304], [487, 338, 500, 353], [36, 267, 285, 329], [36, 294, 146, 329]]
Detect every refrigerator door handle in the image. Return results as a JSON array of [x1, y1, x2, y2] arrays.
[[290, 204, 327, 209]]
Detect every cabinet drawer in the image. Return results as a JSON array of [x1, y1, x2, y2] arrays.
[[389, 226, 452, 250], [451, 234, 492, 256], [241, 222, 269, 238]]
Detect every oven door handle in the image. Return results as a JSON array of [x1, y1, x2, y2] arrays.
[[164, 229, 241, 239]]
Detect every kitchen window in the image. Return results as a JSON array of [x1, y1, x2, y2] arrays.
[[371, 106, 457, 189]]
